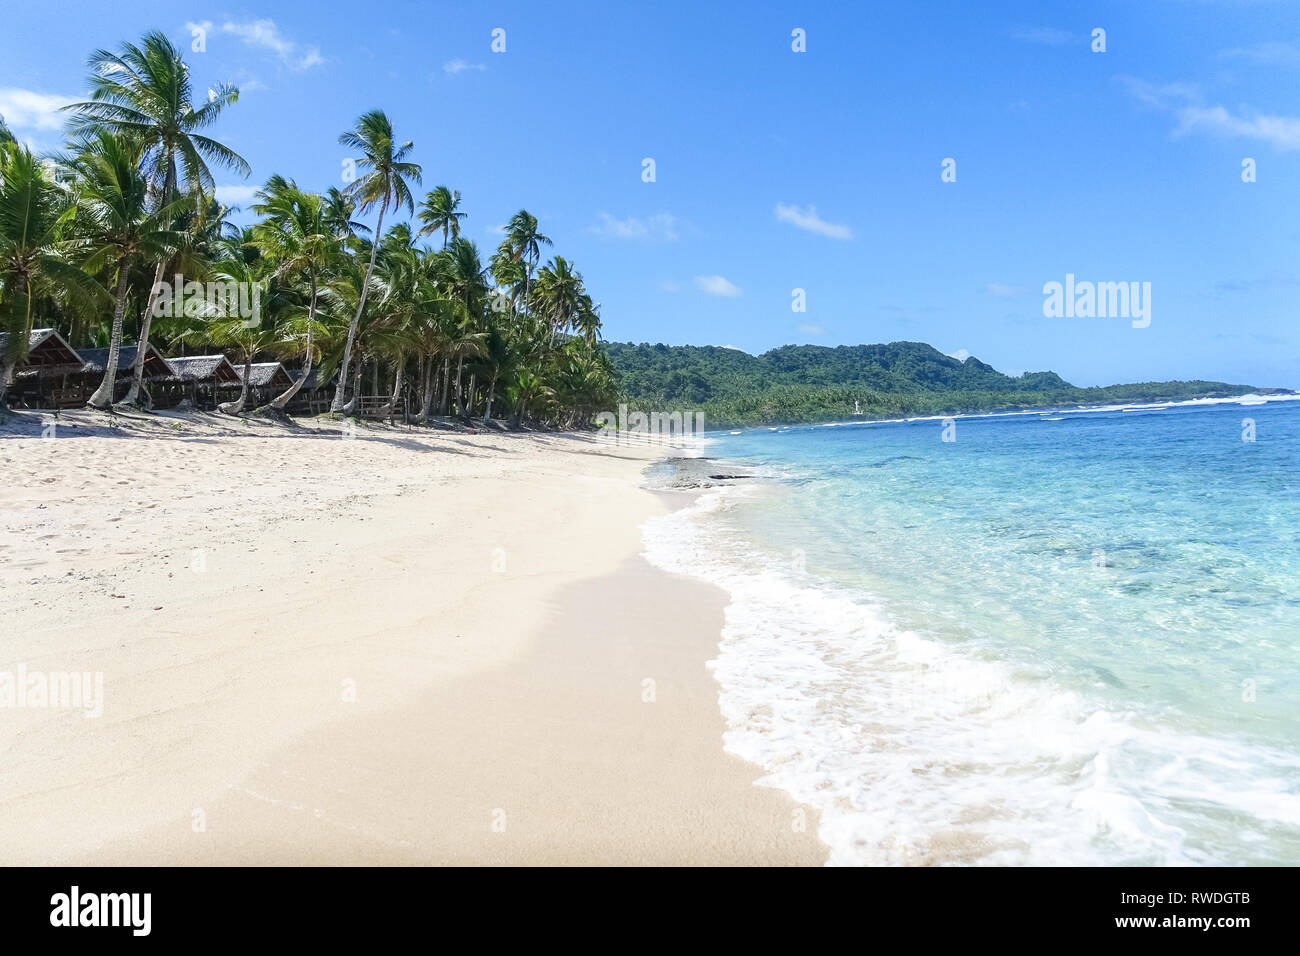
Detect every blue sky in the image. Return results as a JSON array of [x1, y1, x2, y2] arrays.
[[2, 0, 1297, 388]]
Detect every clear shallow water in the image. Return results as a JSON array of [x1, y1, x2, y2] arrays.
[[642, 399, 1300, 865]]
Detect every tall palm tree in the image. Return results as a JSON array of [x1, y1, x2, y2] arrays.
[[0, 115, 13, 145], [63, 30, 249, 406], [0, 144, 98, 407], [72, 133, 184, 408], [503, 209, 550, 319], [417, 186, 466, 250], [330, 110, 421, 413], [250, 177, 339, 411]]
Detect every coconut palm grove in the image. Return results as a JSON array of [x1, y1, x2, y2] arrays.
[[0, 31, 616, 426]]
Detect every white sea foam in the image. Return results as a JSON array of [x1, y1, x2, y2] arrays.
[[641, 484, 1300, 866]]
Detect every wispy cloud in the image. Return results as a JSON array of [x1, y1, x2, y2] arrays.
[[774, 202, 853, 240], [1220, 39, 1300, 69], [947, 348, 971, 362], [443, 59, 486, 76], [797, 323, 826, 336], [986, 282, 1030, 298], [1011, 27, 1076, 46], [1120, 76, 1300, 151], [695, 275, 741, 297], [189, 19, 324, 70], [658, 279, 681, 293], [215, 184, 259, 206], [587, 212, 678, 242], [0, 87, 78, 131]]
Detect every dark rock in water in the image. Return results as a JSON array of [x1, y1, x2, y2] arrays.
[[708, 474, 751, 480]]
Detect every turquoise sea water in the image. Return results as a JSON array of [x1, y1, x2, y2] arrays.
[[642, 398, 1300, 865]]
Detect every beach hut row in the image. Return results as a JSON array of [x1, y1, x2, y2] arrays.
[[1, 329, 328, 412]]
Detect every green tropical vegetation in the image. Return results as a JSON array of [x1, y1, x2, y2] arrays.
[[603, 341, 1270, 428], [0, 31, 617, 426]]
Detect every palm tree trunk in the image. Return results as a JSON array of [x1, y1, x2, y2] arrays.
[[332, 197, 387, 413], [482, 370, 498, 424], [0, 273, 29, 409], [384, 360, 404, 422], [466, 372, 477, 418], [453, 355, 465, 416], [124, 162, 177, 407], [342, 360, 362, 415], [421, 356, 435, 424], [439, 355, 451, 414], [221, 354, 253, 414], [87, 263, 131, 409], [122, 259, 166, 407], [267, 276, 316, 411]]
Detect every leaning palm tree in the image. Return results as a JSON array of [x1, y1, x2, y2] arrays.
[[0, 114, 13, 145], [330, 110, 421, 413], [249, 177, 339, 411], [0, 144, 99, 407], [63, 30, 249, 406], [416, 186, 466, 250], [72, 133, 184, 408]]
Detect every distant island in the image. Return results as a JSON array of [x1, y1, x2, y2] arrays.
[[602, 341, 1287, 427]]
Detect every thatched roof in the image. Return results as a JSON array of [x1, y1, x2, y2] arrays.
[[3, 328, 84, 374], [164, 354, 241, 384], [76, 344, 173, 379], [293, 368, 336, 390], [230, 362, 294, 387]]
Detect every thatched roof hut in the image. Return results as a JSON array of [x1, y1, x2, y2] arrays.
[[230, 362, 294, 388], [164, 354, 241, 385], [77, 344, 174, 379], [1, 328, 83, 374]]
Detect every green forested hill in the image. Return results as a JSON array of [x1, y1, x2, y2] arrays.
[[601, 340, 1263, 427]]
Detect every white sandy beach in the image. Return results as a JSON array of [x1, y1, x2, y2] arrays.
[[0, 409, 824, 865]]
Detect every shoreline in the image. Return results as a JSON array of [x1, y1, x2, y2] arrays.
[[0, 411, 825, 865]]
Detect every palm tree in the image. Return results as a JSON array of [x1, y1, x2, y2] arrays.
[[206, 244, 273, 414], [0, 115, 13, 145], [330, 110, 421, 414], [508, 368, 556, 428], [532, 255, 587, 345], [477, 318, 515, 425], [0, 144, 99, 407], [417, 186, 466, 250], [503, 209, 550, 318], [249, 177, 339, 411], [63, 31, 249, 406], [322, 186, 367, 240], [72, 133, 184, 408]]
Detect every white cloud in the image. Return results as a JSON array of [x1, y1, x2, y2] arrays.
[[1120, 76, 1300, 151], [1011, 27, 1075, 46], [694, 275, 741, 297], [485, 224, 507, 236], [658, 279, 681, 293], [202, 19, 324, 70], [1177, 105, 1300, 151], [986, 282, 1029, 298], [215, 184, 259, 206], [1220, 40, 1300, 69], [797, 323, 826, 336], [948, 348, 970, 362], [587, 212, 678, 241], [774, 202, 853, 240], [443, 60, 487, 76], [0, 87, 79, 131]]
